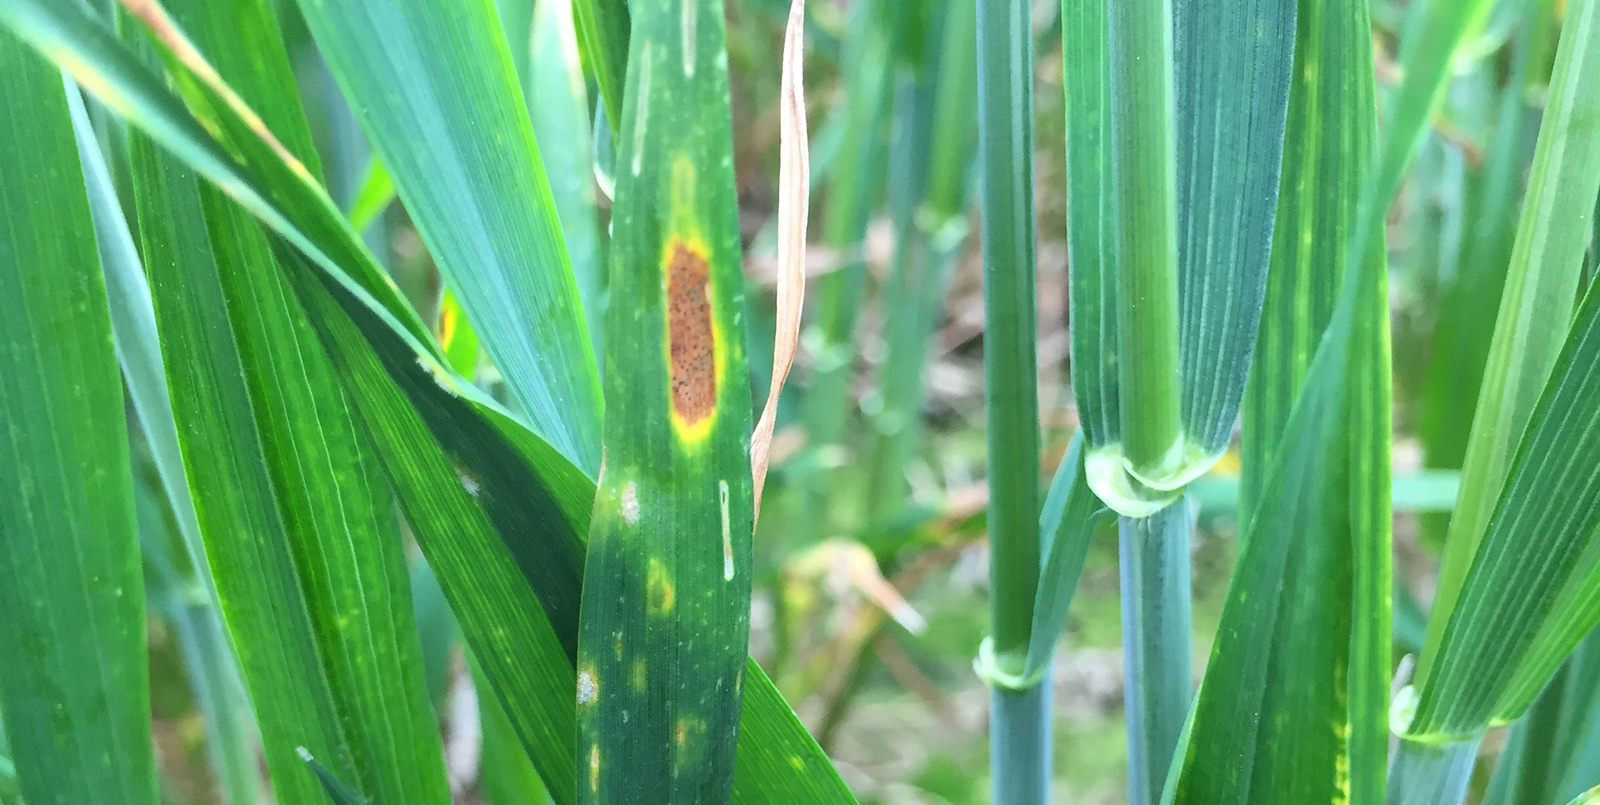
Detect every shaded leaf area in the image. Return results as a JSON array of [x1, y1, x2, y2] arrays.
[[0, 2, 855, 802], [1484, 633, 1600, 805], [0, 36, 158, 805], [1416, 0, 1557, 511]]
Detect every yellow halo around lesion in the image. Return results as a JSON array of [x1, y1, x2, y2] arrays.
[[659, 155, 726, 447]]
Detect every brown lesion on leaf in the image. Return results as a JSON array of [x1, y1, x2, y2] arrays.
[[666, 241, 716, 424]]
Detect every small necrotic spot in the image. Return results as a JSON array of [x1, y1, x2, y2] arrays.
[[620, 481, 640, 525], [667, 242, 716, 424], [577, 669, 598, 705]]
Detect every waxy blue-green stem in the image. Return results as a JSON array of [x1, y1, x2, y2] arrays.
[[977, 0, 1047, 798], [1120, 501, 1192, 804]]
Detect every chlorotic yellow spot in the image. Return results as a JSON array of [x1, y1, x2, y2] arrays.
[[632, 659, 648, 691], [438, 300, 459, 349], [647, 558, 675, 614], [789, 755, 804, 771], [675, 718, 704, 749], [577, 668, 598, 705], [613, 630, 625, 659], [589, 744, 601, 791]]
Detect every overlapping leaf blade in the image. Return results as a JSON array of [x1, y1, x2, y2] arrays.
[[1174, 0, 1495, 796], [1411, 271, 1600, 737], [294, 0, 604, 475], [1414, 0, 1600, 726], [71, 83, 260, 805], [525, 0, 608, 353], [0, 38, 158, 805], [121, 1, 454, 800]]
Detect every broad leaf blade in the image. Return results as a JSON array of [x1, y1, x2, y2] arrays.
[[0, 40, 158, 805], [1062, 0, 1118, 449], [1174, 0, 1297, 453], [1412, 283, 1600, 737], [576, 0, 758, 797]]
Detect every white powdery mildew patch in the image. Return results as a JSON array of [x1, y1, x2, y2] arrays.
[[577, 669, 597, 705], [620, 481, 641, 525]]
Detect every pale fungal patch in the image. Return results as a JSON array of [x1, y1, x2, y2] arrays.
[[576, 669, 598, 705], [720, 480, 734, 580], [457, 468, 481, 498], [681, 0, 697, 76], [296, 746, 314, 763], [620, 481, 640, 525], [631, 42, 653, 176]]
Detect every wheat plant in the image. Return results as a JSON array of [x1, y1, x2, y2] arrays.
[[4, 0, 1600, 803]]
